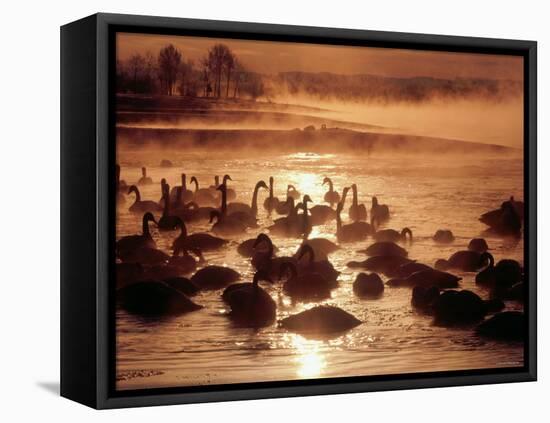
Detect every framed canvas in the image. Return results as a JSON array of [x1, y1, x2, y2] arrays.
[[60, 13, 537, 409]]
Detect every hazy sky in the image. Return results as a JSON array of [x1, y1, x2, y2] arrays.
[[117, 32, 523, 80]]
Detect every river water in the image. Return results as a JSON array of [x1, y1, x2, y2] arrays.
[[116, 149, 524, 390]]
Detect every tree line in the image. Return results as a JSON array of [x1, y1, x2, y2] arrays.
[[117, 43, 265, 100]]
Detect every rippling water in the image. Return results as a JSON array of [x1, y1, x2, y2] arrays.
[[116, 151, 524, 390]]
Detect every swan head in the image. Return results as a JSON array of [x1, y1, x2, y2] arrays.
[[253, 233, 272, 249], [322, 177, 331, 185], [297, 243, 315, 263], [223, 174, 232, 183], [257, 180, 268, 190], [480, 252, 495, 269], [127, 185, 138, 195], [190, 176, 198, 184], [174, 217, 186, 234], [287, 184, 296, 191], [302, 194, 312, 204], [143, 212, 156, 224]]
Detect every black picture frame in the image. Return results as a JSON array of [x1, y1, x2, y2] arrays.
[[61, 12, 537, 409]]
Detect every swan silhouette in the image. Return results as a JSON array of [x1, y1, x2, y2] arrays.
[[137, 166, 153, 185], [127, 185, 163, 213], [322, 177, 340, 205]]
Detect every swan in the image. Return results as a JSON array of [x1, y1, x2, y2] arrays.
[[468, 238, 489, 253], [322, 177, 340, 205], [280, 305, 361, 336], [396, 262, 433, 278], [371, 196, 389, 222], [157, 183, 180, 231], [190, 266, 241, 290], [116, 212, 157, 254], [167, 246, 204, 275], [268, 196, 310, 238], [208, 175, 221, 195], [433, 290, 488, 326], [251, 234, 297, 279], [127, 185, 163, 213], [353, 273, 384, 298], [170, 173, 194, 204], [137, 166, 153, 185], [475, 258, 522, 290], [347, 255, 414, 276], [411, 286, 441, 311], [172, 217, 227, 252], [373, 225, 412, 244], [335, 198, 371, 243], [210, 210, 247, 236], [226, 180, 268, 217], [295, 237, 339, 261], [221, 269, 274, 303], [386, 268, 461, 289], [295, 244, 339, 285], [348, 184, 367, 222], [223, 270, 276, 328], [476, 311, 524, 341], [279, 261, 332, 301], [358, 241, 408, 257], [238, 235, 279, 258], [189, 176, 218, 207], [275, 196, 294, 216], [480, 196, 525, 227], [221, 174, 237, 201], [117, 281, 202, 316], [308, 203, 336, 226], [436, 251, 494, 272], [286, 184, 301, 200], [433, 229, 455, 244], [218, 183, 258, 228], [481, 200, 522, 236], [263, 176, 280, 213]]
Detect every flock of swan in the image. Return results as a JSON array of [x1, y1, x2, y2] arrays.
[[116, 164, 526, 342]]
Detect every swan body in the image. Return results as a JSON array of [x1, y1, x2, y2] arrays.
[[210, 210, 247, 236], [359, 241, 408, 257], [250, 234, 298, 279], [475, 259, 522, 289], [280, 261, 332, 301], [275, 196, 294, 215], [296, 238, 339, 261], [286, 184, 301, 200], [323, 177, 341, 205], [163, 277, 200, 297], [396, 262, 433, 278], [280, 305, 361, 336], [157, 183, 180, 231], [226, 180, 268, 217], [353, 273, 384, 298], [336, 196, 371, 242], [222, 270, 275, 327], [118, 247, 170, 266], [169, 173, 194, 204], [117, 281, 202, 316], [468, 238, 489, 253], [172, 218, 227, 252], [387, 268, 461, 289], [190, 176, 218, 207], [371, 196, 389, 222], [433, 229, 455, 244], [373, 227, 413, 243], [190, 266, 241, 290], [433, 290, 487, 325], [295, 244, 339, 285], [128, 185, 163, 213], [116, 212, 157, 254], [237, 236, 279, 258], [137, 167, 153, 185], [436, 251, 494, 272], [308, 204, 336, 225]]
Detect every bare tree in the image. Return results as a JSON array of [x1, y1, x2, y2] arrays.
[[224, 51, 235, 98], [128, 54, 145, 93], [207, 44, 234, 98], [232, 59, 244, 98], [158, 44, 182, 96]]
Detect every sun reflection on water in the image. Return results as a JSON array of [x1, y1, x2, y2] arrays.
[[288, 334, 327, 378]]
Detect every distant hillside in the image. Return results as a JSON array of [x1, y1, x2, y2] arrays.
[[266, 72, 523, 103]]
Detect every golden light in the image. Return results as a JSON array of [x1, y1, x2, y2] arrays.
[[290, 334, 326, 379]]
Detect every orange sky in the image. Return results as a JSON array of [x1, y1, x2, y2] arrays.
[[117, 32, 523, 81]]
